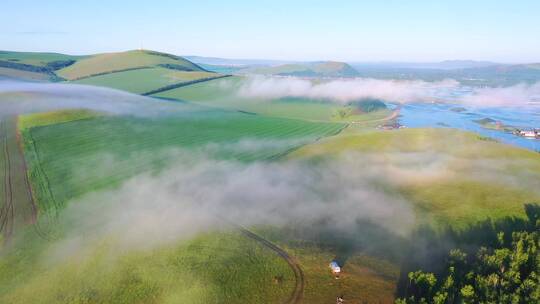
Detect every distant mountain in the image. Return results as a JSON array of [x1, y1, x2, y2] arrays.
[[243, 61, 359, 77]]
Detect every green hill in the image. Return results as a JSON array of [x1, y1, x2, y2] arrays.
[[71, 67, 217, 94], [0, 50, 84, 81], [0, 50, 83, 67], [56, 50, 207, 80], [244, 61, 359, 77]]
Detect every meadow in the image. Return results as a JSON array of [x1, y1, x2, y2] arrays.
[[0, 228, 295, 304], [71, 68, 217, 94], [20, 107, 344, 218], [290, 128, 540, 228]]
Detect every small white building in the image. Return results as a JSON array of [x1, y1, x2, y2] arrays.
[[329, 261, 341, 274]]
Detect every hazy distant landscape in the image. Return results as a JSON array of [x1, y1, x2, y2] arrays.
[[1, 1, 539, 304]]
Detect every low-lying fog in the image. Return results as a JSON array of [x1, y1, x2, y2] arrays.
[[1, 78, 538, 262]]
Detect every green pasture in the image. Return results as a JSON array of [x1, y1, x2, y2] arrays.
[[20, 108, 344, 216], [290, 128, 540, 227], [0, 229, 295, 304], [71, 67, 216, 94]]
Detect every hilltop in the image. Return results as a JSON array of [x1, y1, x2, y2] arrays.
[[56, 50, 207, 80]]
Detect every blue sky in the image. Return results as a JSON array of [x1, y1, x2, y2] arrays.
[[2, 0, 540, 62]]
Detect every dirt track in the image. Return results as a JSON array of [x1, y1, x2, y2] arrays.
[[236, 225, 305, 304], [0, 117, 38, 242]]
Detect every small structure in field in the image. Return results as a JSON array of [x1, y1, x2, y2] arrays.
[[329, 260, 341, 277]]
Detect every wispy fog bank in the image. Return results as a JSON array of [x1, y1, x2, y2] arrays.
[[234, 76, 540, 107], [0, 81, 186, 117], [48, 151, 417, 259]]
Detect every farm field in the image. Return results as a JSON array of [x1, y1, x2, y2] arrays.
[[289, 128, 540, 228], [0, 117, 36, 241], [71, 67, 217, 94], [56, 50, 207, 80], [20, 108, 345, 218]]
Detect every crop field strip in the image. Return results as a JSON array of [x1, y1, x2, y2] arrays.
[[23, 112, 344, 219], [0, 119, 14, 239], [0, 118, 40, 241]]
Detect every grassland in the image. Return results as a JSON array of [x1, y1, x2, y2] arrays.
[[20, 108, 344, 217], [56, 50, 206, 80], [18, 109, 102, 131], [290, 128, 540, 228], [71, 67, 217, 94], [0, 229, 295, 304]]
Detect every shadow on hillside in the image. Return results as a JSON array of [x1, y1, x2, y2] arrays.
[[394, 203, 540, 297], [279, 217, 409, 267]]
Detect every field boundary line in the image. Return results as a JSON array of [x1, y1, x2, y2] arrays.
[[142, 74, 232, 96], [66, 66, 154, 81]]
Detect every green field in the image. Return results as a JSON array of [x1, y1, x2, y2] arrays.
[[18, 109, 102, 130], [0, 229, 296, 304], [290, 128, 540, 227], [21, 108, 344, 217], [57, 50, 206, 80], [71, 67, 217, 94]]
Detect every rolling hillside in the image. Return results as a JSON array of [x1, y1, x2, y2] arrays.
[[72, 67, 217, 94], [243, 61, 359, 77], [0, 50, 84, 81], [56, 50, 208, 80]]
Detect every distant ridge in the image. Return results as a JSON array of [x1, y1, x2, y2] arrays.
[[242, 61, 359, 77], [56, 50, 207, 80]]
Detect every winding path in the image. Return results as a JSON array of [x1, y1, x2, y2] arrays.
[[237, 226, 305, 304]]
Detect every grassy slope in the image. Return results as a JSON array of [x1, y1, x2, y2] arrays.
[[6, 108, 346, 303], [57, 50, 205, 80], [0, 229, 295, 304], [290, 128, 540, 227], [154, 76, 388, 122], [71, 67, 216, 94], [0, 51, 83, 67]]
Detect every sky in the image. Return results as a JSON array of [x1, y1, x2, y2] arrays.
[[1, 0, 540, 63]]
